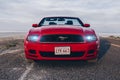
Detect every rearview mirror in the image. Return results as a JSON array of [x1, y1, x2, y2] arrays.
[[32, 24, 38, 28], [83, 24, 90, 27]]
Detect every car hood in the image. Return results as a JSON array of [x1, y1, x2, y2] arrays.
[[30, 25, 93, 35]]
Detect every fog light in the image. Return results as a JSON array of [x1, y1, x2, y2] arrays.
[[29, 50, 36, 54], [88, 50, 95, 54]]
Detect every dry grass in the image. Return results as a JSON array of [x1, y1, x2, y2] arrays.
[[0, 37, 24, 53], [109, 35, 120, 40]]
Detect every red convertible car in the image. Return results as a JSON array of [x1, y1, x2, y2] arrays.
[[24, 17, 99, 62]]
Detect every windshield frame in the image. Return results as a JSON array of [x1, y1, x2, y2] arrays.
[[38, 17, 84, 27]]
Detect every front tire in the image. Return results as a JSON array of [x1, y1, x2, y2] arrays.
[[25, 58, 34, 63], [87, 58, 98, 63]]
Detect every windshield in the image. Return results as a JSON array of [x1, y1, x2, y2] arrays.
[[39, 17, 84, 26]]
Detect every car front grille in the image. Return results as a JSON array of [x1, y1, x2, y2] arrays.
[[39, 51, 85, 57], [40, 34, 84, 43]]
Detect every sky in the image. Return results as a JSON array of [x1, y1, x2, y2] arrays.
[[0, 0, 120, 33]]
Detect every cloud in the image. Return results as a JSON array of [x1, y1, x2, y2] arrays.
[[0, 0, 120, 33]]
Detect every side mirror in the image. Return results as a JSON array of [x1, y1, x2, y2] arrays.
[[83, 24, 90, 27], [32, 24, 38, 28]]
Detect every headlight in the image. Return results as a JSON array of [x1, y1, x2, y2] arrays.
[[27, 35, 39, 42], [85, 35, 97, 42]]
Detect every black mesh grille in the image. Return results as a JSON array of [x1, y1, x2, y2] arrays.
[[40, 34, 84, 42], [39, 51, 85, 57]]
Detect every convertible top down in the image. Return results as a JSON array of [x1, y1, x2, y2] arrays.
[[24, 16, 99, 62]]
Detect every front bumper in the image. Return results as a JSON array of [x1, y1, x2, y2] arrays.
[[24, 41, 99, 60]]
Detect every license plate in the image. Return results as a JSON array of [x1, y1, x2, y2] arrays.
[[55, 47, 70, 55]]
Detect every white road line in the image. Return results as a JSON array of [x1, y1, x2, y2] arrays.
[[18, 63, 34, 80], [111, 43, 120, 48], [0, 49, 23, 56]]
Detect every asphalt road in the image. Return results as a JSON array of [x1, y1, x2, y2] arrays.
[[0, 37, 120, 80]]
